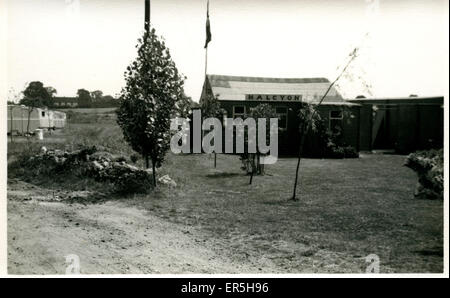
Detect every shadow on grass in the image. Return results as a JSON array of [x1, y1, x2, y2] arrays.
[[261, 199, 307, 206], [413, 247, 443, 257], [205, 172, 241, 179]]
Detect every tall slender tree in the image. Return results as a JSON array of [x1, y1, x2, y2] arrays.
[[291, 48, 360, 201], [245, 104, 278, 185], [200, 92, 224, 168], [116, 27, 185, 187]]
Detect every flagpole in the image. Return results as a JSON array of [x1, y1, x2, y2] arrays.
[[205, 46, 208, 79], [204, 0, 209, 79], [145, 0, 150, 32], [203, 0, 210, 100]]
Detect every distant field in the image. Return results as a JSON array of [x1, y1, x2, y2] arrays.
[[61, 107, 117, 114], [7, 109, 443, 273]]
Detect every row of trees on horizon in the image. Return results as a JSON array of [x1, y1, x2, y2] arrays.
[[8, 82, 122, 109], [8, 81, 197, 111]]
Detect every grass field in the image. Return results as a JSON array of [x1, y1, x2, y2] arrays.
[[129, 153, 443, 273], [60, 107, 117, 114], [7, 110, 444, 273]]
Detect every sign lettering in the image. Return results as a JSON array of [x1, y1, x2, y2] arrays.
[[246, 94, 302, 101]]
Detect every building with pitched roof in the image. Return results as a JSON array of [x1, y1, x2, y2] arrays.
[[199, 74, 361, 156], [196, 74, 443, 156]]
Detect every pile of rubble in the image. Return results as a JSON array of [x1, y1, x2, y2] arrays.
[[24, 146, 176, 193]]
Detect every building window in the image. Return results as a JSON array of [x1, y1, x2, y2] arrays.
[[329, 110, 343, 133], [41, 111, 46, 117], [276, 107, 288, 129], [233, 106, 245, 118]]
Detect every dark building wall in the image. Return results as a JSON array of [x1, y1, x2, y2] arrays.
[[417, 104, 444, 149], [396, 104, 418, 153], [349, 97, 444, 153], [317, 105, 360, 150], [218, 100, 303, 156], [214, 100, 361, 156], [358, 105, 372, 151]]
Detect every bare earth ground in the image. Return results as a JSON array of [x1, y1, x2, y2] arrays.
[[6, 178, 377, 274], [8, 180, 262, 274]]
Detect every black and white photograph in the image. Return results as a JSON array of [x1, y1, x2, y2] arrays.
[[0, 0, 448, 281]]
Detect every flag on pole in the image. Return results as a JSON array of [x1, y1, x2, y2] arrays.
[[204, 0, 211, 48]]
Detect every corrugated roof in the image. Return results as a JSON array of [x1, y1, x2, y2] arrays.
[[206, 74, 344, 103], [347, 96, 443, 102]]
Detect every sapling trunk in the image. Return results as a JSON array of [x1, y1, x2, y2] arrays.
[[27, 109, 32, 136], [291, 125, 308, 201], [145, 155, 149, 168], [249, 154, 256, 185], [291, 48, 359, 201], [152, 159, 157, 187]]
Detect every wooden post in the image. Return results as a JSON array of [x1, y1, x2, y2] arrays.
[[291, 49, 359, 201], [145, 0, 150, 32]]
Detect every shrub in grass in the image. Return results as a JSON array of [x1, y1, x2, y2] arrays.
[[313, 120, 358, 159], [343, 146, 359, 158], [327, 146, 345, 159], [405, 149, 443, 200]]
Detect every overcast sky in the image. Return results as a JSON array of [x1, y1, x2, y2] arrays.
[[4, 0, 449, 101]]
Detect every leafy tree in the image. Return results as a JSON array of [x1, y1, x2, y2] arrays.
[[176, 93, 196, 118], [100, 95, 119, 107], [77, 89, 92, 107], [291, 47, 359, 201], [19, 81, 53, 133], [21, 81, 53, 107], [116, 27, 185, 187], [240, 104, 278, 184], [91, 90, 104, 102], [45, 86, 57, 100], [200, 93, 225, 167]]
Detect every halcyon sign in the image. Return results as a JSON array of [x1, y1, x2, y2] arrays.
[[246, 94, 302, 101]]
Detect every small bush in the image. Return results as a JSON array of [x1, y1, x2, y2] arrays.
[[313, 121, 358, 159], [405, 149, 443, 200], [327, 146, 345, 159], [343, 146, 359, 158], [130, 154, 139, 164]]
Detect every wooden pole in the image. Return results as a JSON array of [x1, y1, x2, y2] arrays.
[[205, 47, 208, 78], [145, 0, 150, 32], [291, 49, 359, 201]]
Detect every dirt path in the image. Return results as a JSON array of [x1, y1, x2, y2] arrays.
[[7, 180, 261, 274]]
